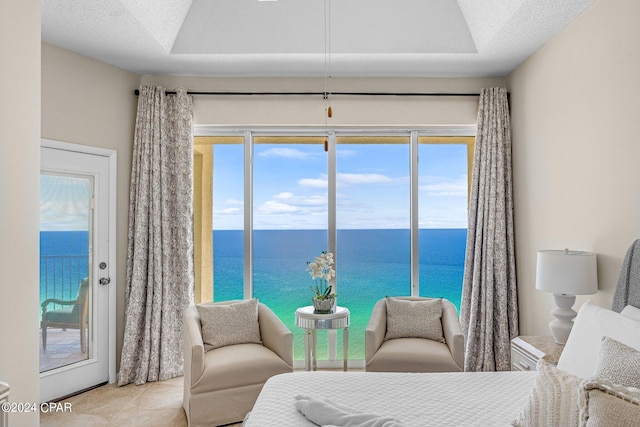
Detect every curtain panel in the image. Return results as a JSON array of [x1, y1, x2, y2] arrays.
[[460, 87, 518, 372], [119, 86, 195, 386]]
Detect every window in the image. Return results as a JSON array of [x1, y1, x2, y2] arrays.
[[417, 137, 473, 310], [194, 130, 473, 362], [336, 136, 411, 359], [253, 137, 328, 359]]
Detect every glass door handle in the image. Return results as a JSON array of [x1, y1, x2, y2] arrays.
[[99, 277, 111, 286]]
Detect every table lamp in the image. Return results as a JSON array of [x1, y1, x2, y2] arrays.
[[535, 249, 598, 344]]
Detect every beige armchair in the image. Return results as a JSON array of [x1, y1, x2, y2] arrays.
[[365, 297, 464, 372], [183, 301, 293, 427]]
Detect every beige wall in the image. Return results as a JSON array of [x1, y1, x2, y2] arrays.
[[141, 75, 505, 126], [41, 43, 141, 370], [508, 0, 640, 335], [0, 1, 41, 425]]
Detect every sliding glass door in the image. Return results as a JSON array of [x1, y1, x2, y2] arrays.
[[252, 137, 328, 359], [197, 129, 473, 362], [336, 136, 411, 359]]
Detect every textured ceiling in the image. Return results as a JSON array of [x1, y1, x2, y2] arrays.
[[41, 0, 596, 77]]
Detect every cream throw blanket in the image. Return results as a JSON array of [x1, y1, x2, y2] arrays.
[[295, 395, 406, 427]]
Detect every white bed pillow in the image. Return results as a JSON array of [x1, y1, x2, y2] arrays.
[[621, 305, 640, 322], [556, 301, 640, 379]]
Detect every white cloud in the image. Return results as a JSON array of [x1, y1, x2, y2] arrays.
[[275, 192, 294, 200], [338, 173, 393, 185], [298, 195, 326, 206], [337, 149, 358, 158], [256, 200, 300, 215], [419, 175, 467, 197], [225, 198, 244, 205], [40, 175, 90, 231], [255, 191, 327, 218], [218, 207, 242, 215], [258, 147, 311, 159], [299, 176, 328, 188], [299, 172, 395, 189]]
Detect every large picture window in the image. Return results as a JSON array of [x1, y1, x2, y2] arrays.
[[194, 129, 473, 362]]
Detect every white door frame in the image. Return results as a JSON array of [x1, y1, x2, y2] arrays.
[[40, 139, 117, 390]]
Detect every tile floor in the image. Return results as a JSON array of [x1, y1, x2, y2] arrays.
[[40, 367, 360, 426], [40, 328, 88, 373], [39, 376, 243, 427]]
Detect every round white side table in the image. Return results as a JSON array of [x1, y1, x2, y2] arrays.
[[295, 306, 350, 371]]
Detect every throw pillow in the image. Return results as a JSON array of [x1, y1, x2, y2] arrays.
[[577, 377, 640, 427], [384, 297, 445, 343], [595, 336, 640, 388], [197, 299, 262, 351], [512, 360, 582, 427], [556, 301, 640, 379]]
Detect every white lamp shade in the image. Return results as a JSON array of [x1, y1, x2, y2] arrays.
[[536, 250, 598, 295]]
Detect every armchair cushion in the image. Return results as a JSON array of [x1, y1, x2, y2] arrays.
[[191, 343, 291, 394], [368, 337, 461, 372], [197, 299, 261, 351], [384, 297, 445, 343], [43, 307, 78, 323]]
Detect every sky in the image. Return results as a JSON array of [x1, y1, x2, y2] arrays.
[[213, 141, 469, 230], [40, 174, 91, 231], [39, 141, 468, 231]]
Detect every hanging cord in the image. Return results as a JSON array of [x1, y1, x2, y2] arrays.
[[324, 0, 332, 120], [323, 0, 330, 151]]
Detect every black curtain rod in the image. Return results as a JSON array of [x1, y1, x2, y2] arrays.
[[133, 89, 483, 98]]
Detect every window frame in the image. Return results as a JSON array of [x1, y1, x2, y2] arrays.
[[194, 126, 475, 303]]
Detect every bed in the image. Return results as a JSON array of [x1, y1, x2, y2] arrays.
[[242, 370, 535, 426], [242, 240, 640, 427]]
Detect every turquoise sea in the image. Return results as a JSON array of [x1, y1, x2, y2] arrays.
[[214, 229, 466, 360], [40, 228, 466, 360], [40, 231, 89, 308]]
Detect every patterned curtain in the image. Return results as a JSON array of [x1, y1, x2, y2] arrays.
[[119, 86, 195, 386], [460, 87, 518, 372]]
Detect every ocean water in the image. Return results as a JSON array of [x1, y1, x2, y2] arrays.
[[214, 229, 467, 360], [40, 229, 467, 360], [40, 231, 89, 307]]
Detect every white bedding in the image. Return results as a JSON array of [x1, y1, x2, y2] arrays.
[[242, 370, 536, 427]]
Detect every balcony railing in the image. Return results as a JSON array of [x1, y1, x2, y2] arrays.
[[39, 255, 89, 313]]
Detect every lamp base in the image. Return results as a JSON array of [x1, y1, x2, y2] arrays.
[[548, 294, 577, 345]]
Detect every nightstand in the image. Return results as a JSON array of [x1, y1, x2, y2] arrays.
[[510, 336, 564, 371]]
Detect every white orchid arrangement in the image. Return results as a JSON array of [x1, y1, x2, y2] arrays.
[[306, 251, 336, 300]]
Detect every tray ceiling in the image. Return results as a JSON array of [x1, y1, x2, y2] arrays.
[[41, 0, 596, 77]]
